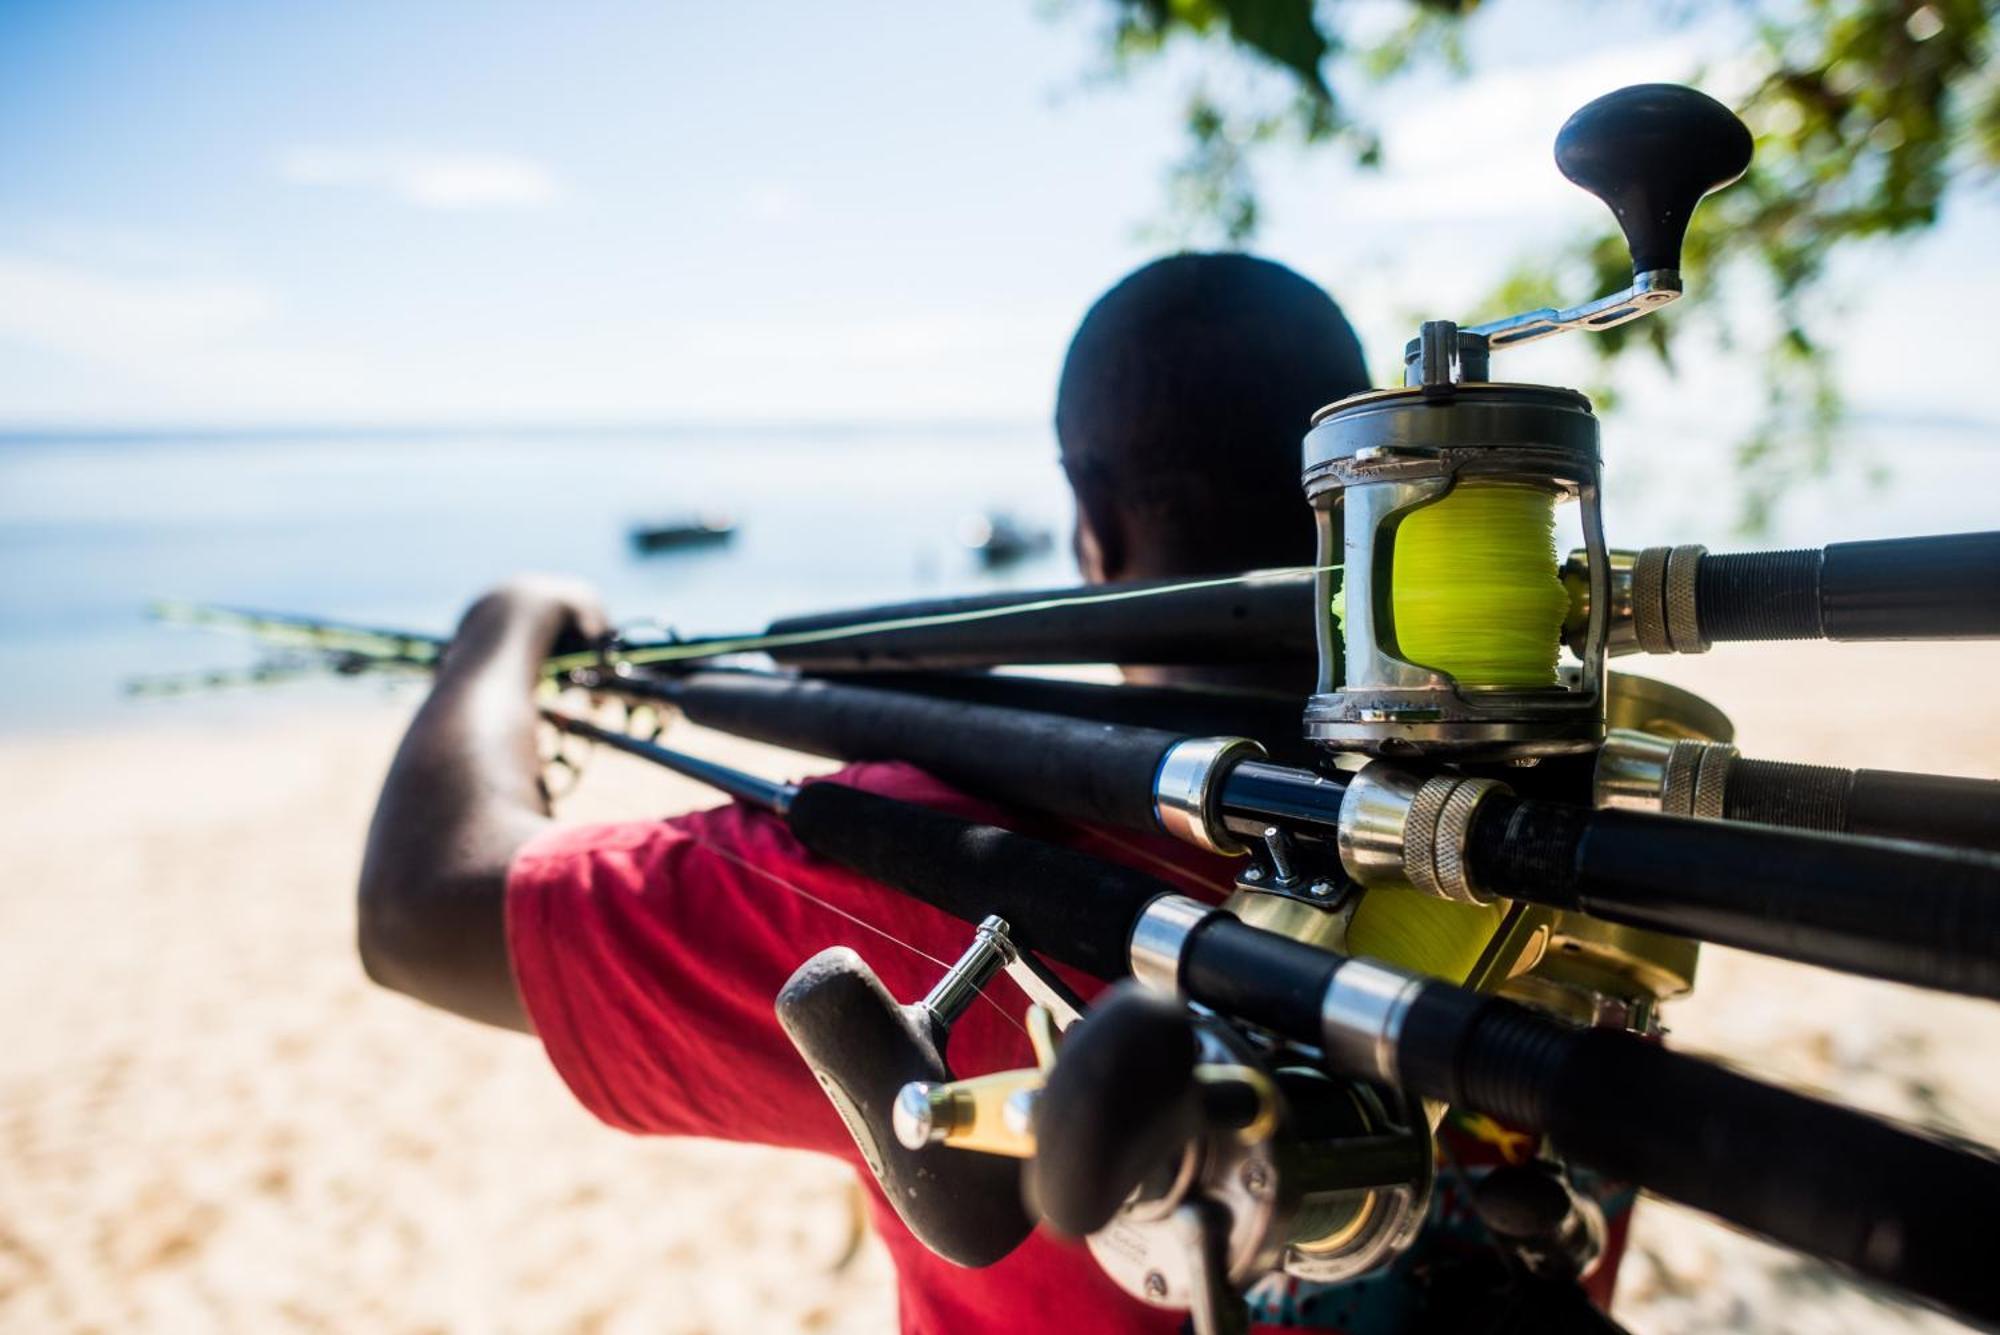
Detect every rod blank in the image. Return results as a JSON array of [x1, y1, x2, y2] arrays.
[[1696, 531, 2000, 643]]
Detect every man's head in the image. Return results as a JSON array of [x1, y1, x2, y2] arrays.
[[1056, 253, 1370, 584]]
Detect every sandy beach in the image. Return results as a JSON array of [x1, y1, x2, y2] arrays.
[[4, 640, 1998, 1333]]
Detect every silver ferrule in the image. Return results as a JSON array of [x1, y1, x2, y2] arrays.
[[1592, 729, 1675, 810], [921, 915, 1016, 1029], [1335, 763, 1427, 888], [1154, 737, 1265, 856], [1593, 731, 1737, 817], [1128, 894, 1222, 996], [1320, 958, 1429, 1085], [1336, 762, 1503, 906], [1628, 544, 1710, 656]]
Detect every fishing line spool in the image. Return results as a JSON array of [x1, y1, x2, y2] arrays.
[[1302, 366, 1608, 760], [1300, 83, 1751, 762]]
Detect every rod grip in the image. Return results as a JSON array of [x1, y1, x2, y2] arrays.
[[1821, 531, 2000, 640], [676, 672, 1181, 835], [1398, 990, 2000, 1327], [1696, 532, 2000, 642], [784, 780, 1168, 979], [763, 570, 1318, 670], [1468, 799, 2000, 998], [826, 671, 1319, 768], [1726, 758, 2000, 852]]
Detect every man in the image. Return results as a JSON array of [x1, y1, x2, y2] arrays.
[[360, 255, 1609, 1331]]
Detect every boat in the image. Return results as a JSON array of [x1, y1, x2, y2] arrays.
[[959, 511, 1054, 569], [629, 513, 737, 556]]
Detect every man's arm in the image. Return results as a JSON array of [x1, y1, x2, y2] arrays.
[[357, 579, 606, 1031]]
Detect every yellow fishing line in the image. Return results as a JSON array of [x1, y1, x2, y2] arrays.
[[1389, 482, 1569, 688], [1347, 888, 1508, 984]]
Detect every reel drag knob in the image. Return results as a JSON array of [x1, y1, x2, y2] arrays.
[[1555, 83, 1753, 275], [776, 946, 1033, 1267], [1026, 984, 1203, 1236]]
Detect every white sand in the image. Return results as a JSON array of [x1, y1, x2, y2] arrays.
[[3, 641, 1997, 1332]]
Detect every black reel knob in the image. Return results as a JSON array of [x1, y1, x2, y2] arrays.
[[1555, 83, 1753, 274], [776, 947, 1034, 1267], [1026, 984, 1203, 1236]]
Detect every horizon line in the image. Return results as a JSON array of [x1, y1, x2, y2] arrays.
[[0, 415, 1051, 445]]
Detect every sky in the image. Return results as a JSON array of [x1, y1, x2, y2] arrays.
[[1, 0, 1995, 431]]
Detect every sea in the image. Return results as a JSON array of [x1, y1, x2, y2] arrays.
[[1, 416, 1991, 735], [0, 424, 1077, 734]]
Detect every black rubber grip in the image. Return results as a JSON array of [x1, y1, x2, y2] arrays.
[[1396, 989, 2000, 1326], [1727, 758, 2000, 852], [1027, 985, 1201, 1236], [762, 570, 1318, 670], [775, 948, 1032, 1268], [676, 671, 1182, 834], [1575, 810, 2000, 998], [785, 781, 1171, 979], [1849, 767, 2000, 852], [1468, 799, 2000, 999], [1695, 547, 1824, 641], [1178, 914, 1343, 1038], [1721, 757, 1850, 830], [1696, 532, 2000, 643], [1821, 531, 2000, 640], [825, 671, 1318, 768]]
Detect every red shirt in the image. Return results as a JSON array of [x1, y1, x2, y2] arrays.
[[506, 761, 1240, 1334]]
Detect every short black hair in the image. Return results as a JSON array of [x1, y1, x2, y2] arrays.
[[1056, 253, 1370, 575]]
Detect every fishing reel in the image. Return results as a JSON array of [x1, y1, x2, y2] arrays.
[[779, 916, 1445, 1334], [1304, 85, 1753, 761]]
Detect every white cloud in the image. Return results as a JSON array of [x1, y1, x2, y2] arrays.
[[0, 255, 361, 417], [278, 147, 562, 209]]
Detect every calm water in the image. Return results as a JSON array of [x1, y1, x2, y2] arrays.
[[0, 426, 1077, 733], [2, 416, 1991, 734]]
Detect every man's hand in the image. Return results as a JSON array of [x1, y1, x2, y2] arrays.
[[357, 575, 611, 1031], [441, 575, 610, 691]]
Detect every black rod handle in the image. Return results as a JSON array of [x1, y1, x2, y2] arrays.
[[784, 780, 1166, 980], [1697, 531, 2000, 643], [1725, 757, 2000, 852], [822, 671, 1319, 767], [674, 671, 1189, 835], [1397, 986, 2000, 1328], [1468, 798, 2000, 998], [757, 570, 1318, 670]]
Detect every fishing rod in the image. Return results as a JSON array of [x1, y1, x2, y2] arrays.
[[584, 665, 2000, 852], [578, 668, 2000, 1000], [540, 709, 2000, 1330], [147, 521, 2000, 687], [604, 527, 2000, 674], [147, 600, 2000, 852]]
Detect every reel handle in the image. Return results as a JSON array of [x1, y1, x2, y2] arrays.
[[1555, 84, 1752, 273], [1026, 984, 1204, 1236], [775, 947, 1033, 1267]]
